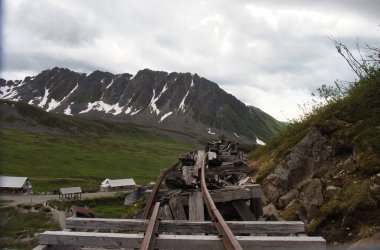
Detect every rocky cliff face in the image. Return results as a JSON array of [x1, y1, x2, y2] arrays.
[[0, 67, 284, 143], [251, 70, 380, 244]]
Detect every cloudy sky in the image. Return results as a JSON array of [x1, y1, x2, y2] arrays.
[[1, 0, 379, 121]]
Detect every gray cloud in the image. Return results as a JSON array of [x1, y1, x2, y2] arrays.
[[1, 0, 379, 120]]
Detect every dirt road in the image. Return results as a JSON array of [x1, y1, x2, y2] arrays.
[[0, 191, 121, 207]]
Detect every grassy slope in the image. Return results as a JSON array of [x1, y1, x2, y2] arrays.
[[0, 101, 193, 192], [249, 70, 380, 243], [249, 70, 380, 182], [0, 205, 60, 249]]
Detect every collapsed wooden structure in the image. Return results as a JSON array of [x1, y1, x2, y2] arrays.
[[34, 138, 326, 249]]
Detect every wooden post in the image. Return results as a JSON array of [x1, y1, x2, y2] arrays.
[[232, 200, 256, 221], [247, 185, 262, 219], [140, 202, 160, 250]]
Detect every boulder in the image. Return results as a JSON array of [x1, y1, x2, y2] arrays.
[[262, 174, 287, 202], [262, 127, 331, 204], [278, 189, 299, 209], [262, 203, 280, 221], [300, 179, 324, 219]]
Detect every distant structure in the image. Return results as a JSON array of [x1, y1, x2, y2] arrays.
[[59, 187, 82, 200], [0, 176, 32, 195], [100, 178, 136, 192], [70, 205, 95, 218]]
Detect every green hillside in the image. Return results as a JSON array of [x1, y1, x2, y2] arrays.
[[0, 101, 193, 193], [249, 47, 379, 245]]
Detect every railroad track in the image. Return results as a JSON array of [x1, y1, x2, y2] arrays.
[[141, 152, 242, 250], [34, 138, 326, 250]]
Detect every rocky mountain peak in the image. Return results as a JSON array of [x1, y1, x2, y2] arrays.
[[0, 68, 285, 143]]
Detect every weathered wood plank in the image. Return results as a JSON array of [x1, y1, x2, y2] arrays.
[[232, 200, 256, 221], [141, 202, 160, 250], [181, 185, 261, 205], [169, 195, 187, 220], [159, 204, 173, 220], [188, 191, 204, 221], [66, 218, 305, 234], [40, 232, 325, 250], [250, 197, 263, 219], [195, 150, 205, 170]]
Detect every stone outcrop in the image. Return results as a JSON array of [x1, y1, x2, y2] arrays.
[[262, 127, 331, 212], [299, 179, 324, 219]]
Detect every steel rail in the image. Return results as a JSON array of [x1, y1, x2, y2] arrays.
[[140, 202, 161, 250], [143, 161, 179, 219], [200, 153, 243, 250]]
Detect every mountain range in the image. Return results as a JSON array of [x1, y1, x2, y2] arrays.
[[0, 67, 284, 143]]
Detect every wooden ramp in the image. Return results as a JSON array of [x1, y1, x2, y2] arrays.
[[33, 182, 325, 250], [34, 218, 325, 250]]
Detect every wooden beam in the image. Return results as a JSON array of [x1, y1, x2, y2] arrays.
[[65, 218, 305, 235], [159, 204, 173, 220], [189, 191, 204, 221], [169, 195, 187, 220], [232, 200, 256, 221], [40, 232, 326, 250], [250, 197, 263, 219], [140, 202, 160, 250], [181, 185, 261, 205]]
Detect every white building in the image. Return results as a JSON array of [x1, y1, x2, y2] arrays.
[[0, 176, 32, 194], [59, 187, 82, 200], [100, 178, 136, 192]]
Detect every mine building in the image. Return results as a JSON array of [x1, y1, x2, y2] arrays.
[[0, 176, 32, 194], [100, 178, 136, 192], [59, 187, 82, 200]]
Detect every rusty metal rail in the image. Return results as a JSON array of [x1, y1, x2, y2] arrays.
[[200, 153, 243, 250], [143, 161, 179, 219]]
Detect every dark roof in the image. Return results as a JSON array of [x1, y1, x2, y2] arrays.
[[71, 205, 95, 217]]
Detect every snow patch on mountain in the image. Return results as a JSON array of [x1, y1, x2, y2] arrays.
[[125, 106, 132, 115], [179, 90, 189, 112], [234, 133, 240, 138], [0, 85, 16, 99], [160, 111, 173, 122], [64, 105, 72, 116], [62, 83, 79, 102], [130, 108, 142, 116], [106, 79, 114, 89], [46, 98, 61, 112], [256, 137, 266, 145], [79, 101, 124, 115], [38, 87, 50, 108], [149, 84, 168, 115]]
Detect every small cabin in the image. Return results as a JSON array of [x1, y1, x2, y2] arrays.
[[100, 178, 136, 192], [59, 187, 82, 200], [0, 176, 32, 195]]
